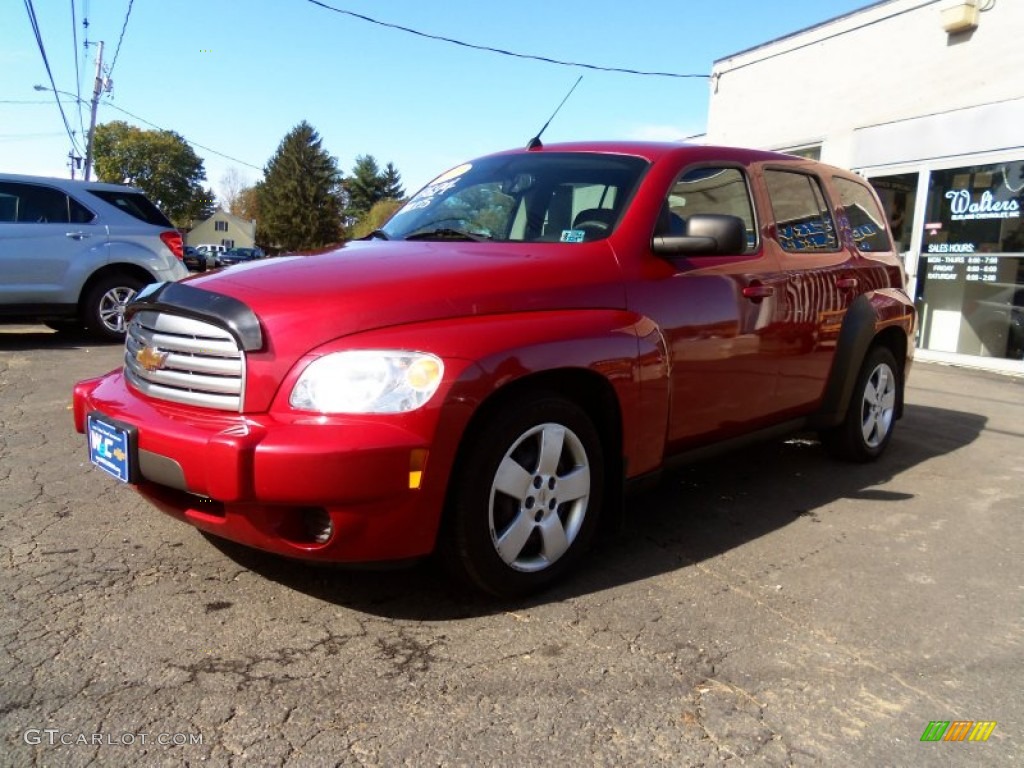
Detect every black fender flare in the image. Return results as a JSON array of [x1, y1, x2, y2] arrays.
[[810, 295, 883, 429]]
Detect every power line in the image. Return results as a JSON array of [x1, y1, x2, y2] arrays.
[[303, 0, 709, 79], [108, 0, 134, 80], [99, 100, 263, 171], [23, 0, 82, 154], [6, 94, 263, 172]]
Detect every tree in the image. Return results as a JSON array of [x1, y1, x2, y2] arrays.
[[92, 121, 211, 226], [258, 121, 344, 251], [351, 198, 405, 239], [344, 155, 406, 228], [191, 186, 217, 222], [381, 162, 405, 200], [220, 168, 249, 212], [344, 155, 384, 224], [233, 184, 261, 222]]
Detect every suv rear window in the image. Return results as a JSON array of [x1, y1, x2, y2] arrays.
[[87, 189, 173, 227], [832, 176, 893, 252]]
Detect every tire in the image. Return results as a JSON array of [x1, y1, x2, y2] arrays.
[[82, 275, 145, 341], [820, 346, 900, 462], [443, 394, 604, 598]]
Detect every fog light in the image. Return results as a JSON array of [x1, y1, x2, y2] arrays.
[[302, 508, 333, 544]]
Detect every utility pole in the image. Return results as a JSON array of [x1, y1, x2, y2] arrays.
[[83, 40, 104, 182]]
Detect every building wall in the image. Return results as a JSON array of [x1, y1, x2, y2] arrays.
[[706, 0, 1024, 165]]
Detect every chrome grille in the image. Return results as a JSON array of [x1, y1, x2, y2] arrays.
[[124, 310, 245, 411]]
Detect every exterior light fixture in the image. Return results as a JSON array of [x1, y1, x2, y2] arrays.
[[941, 1, 980, 34]]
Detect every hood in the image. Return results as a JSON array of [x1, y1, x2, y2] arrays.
[[182, 240, 626, 410]]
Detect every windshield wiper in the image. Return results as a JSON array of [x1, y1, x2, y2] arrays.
[[404, 227, 491, 242], [360, 229, 390, 241]]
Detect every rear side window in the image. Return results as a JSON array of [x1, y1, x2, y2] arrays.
[[765, 170, 839, 253], [832, 176, 893, 252], [0, 181, 96, 224], [87, 189, 173, 227]]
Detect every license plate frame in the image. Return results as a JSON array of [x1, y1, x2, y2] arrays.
[[86, 412, 138, 484]]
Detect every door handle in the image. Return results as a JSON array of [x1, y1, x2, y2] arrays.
[[742, 284, 775, 300], [836, 277, 858, 290], [65, 232, 90, 240]]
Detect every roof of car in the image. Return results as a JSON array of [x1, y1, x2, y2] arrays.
[[488, 141, 812, 166], [0, 172, 145, 194]]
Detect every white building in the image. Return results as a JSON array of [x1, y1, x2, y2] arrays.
[[707, 0, 1024, 372]]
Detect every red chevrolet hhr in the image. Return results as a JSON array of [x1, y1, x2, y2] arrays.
[[74, 141, 915, 597]]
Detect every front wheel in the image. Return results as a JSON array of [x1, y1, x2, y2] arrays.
[[443, 395, 604, 598], [820, 346, 900, 462]]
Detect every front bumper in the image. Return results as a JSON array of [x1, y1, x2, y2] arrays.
[[73, 370, 449, 563]]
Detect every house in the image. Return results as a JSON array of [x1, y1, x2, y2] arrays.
[[185, 207, 256, 250]]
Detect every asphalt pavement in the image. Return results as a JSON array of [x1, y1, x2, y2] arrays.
[[1, 325, 1021, 767]]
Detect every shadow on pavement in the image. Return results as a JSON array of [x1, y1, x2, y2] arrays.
[[203, 402, 987, 620], [0, 326, 118, 351]]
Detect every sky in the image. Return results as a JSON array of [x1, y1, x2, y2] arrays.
[[2, 0, 871, 203]]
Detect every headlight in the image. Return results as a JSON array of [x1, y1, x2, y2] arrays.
[[289, 350, 444, 414]]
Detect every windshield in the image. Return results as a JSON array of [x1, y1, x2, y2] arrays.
[[381, 152, 648, 243]]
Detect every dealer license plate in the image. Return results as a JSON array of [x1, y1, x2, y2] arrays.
[[87, 412, 137, 483]]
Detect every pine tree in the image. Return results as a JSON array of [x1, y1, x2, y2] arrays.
[[258, 121, 344, 251], [381, 162, 405, 201], [344, 155, 385, 224], [344, 156, 407, 228]]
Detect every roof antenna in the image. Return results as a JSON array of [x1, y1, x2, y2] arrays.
[[527, 75, 583, 150]]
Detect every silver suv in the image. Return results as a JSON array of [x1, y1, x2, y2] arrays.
[[0, 174, 188, 340]]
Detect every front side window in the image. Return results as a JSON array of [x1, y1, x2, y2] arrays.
[[765, 170, 838, 253], [659, 166, 757, 251], [0, 181, 95, 224], [382, 153, 649, 243], [833, 176, 893, 252]]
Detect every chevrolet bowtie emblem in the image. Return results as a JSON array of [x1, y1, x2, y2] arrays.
[[136, 346, 169, 371]]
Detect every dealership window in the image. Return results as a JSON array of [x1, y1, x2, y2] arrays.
[[915, 160, 1023, 360], [782, 144, 821, 161], [869, 173, 918, 253]]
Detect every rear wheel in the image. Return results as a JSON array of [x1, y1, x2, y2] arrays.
[[821, 346, 900, 462], [443, 395, 604, 597], [82, 275, 144, 341]]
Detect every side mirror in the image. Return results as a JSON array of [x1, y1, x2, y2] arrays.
[[652, 213, 746, 256]]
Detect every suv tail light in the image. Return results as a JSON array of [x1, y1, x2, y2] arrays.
[[160, 230, 184, 259]]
